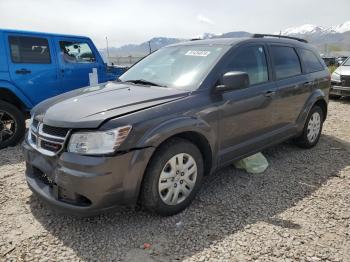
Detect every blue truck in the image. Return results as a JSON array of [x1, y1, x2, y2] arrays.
[[0, 29, 125, 149]]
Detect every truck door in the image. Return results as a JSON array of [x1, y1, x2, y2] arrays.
[[5, 34, 61, 105], [55, 37, 101, 92]]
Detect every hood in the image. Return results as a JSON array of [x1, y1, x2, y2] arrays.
[[334, 65, 350, 75], [33, 82, 189, 128]]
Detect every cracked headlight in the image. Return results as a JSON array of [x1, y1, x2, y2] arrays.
[[68, 125, 132, 155]]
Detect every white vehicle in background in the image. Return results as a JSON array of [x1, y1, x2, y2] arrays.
[[330, 57, 350, 98]]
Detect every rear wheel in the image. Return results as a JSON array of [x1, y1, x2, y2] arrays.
[[140, 138, 203, 216], [0, 100, 25, 149], [294, 105, 324, 148]]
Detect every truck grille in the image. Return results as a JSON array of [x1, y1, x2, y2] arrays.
[[29, 120, 70, 156], [341, 75, 350, 87]]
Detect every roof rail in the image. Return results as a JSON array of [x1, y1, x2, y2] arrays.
[[252, 34, 308, 43]]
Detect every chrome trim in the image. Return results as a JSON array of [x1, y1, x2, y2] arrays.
[[28, 121, 71, 156]]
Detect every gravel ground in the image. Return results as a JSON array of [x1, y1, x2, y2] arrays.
[[0, 99, 349, 261]]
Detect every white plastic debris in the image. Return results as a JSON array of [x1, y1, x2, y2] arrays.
[[234, 152, 269, 174]]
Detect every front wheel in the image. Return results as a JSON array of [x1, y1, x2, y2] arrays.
[[294, 105, 324, 148], [0, 100, 25, 149], [140, 138, 203, 216]]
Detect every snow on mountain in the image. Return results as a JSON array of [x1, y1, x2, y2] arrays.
[[281, 24, 325, 35], [327, 21, 350, 34], [280, 21, 350, 36]]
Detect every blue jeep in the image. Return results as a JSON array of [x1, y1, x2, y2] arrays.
[[0, 29, 125, 148]]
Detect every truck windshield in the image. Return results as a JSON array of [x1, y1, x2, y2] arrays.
[[343, 58, 350, 66], [119, 45, 229, 90]]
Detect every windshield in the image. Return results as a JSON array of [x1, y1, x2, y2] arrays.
[[343, 57, 350, 66], [119, 45, 229, 90]]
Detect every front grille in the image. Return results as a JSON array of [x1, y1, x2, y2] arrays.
[[42, 125, 69, 137], [29, 119, 70, 156], [341, 75, 350, 87], [41, 140, 62, 152]]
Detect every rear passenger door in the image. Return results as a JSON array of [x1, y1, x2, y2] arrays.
[[6, 34, 61, 105], [269, 44, 310, 128], [54, 37, 101, 92]]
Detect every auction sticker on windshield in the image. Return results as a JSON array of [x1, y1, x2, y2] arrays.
[[185, 50, 211, 57]]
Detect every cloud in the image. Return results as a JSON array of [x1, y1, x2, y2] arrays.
[[196, 14, 215, 25]]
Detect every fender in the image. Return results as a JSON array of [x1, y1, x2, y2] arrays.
[[126, 116, 218, 204], [296, 89, 327, 132], [0, 80, 33, 110], [137, 115, 217, 154]]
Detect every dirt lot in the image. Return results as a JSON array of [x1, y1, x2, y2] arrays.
[[0, 99, 349, 261]]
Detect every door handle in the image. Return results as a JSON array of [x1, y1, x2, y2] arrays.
[[264, 90, 276, 97], [304, 81, 314, 87], [15, 69, 31, 74]]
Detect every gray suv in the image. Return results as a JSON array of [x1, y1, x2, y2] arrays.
[[23, 34, 330, 216]]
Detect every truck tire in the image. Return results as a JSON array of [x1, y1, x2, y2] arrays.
[[0, 100, 25, 149], [140, 138, 203, 216], [294, 105, 324, 149]]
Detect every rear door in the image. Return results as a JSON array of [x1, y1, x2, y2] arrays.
[[5, 33, 60, 105], [54, 37, 101, 92], [268, 44, 309, 128]]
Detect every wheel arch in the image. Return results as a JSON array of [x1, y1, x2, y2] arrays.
[[0, 84, 32, 114], [131, 117, 217, 204], [296, 90, 328, 131]]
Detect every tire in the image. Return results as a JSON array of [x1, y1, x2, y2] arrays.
[[0, 100, 25, 149], [294, 105, 324, 149], [140, 138, 204, 216]]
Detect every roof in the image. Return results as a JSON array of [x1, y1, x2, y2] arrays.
[[0, 28, 89, 39], [168, 36, 311, 48]]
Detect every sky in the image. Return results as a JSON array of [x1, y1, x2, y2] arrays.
[[0, 0, 349, 48]]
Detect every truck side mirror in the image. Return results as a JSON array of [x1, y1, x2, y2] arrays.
[[215, 71, 250, 92]]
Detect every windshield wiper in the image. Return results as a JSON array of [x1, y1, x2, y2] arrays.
[[123, 79, 166, 87]]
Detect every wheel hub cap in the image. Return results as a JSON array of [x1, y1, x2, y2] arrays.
[[158, 153, 197, 205], [307, 112, 321, 143]]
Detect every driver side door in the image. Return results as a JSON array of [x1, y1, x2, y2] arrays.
[[218, 44, 278, 165]]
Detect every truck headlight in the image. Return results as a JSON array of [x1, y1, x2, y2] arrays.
[[68, 125, 132, 155], [331, 72, 341, 82]]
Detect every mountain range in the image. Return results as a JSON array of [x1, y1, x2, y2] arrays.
[[103, 21, 350, 57]]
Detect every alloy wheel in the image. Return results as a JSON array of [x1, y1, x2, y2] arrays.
[[0, 111, 16, 143]]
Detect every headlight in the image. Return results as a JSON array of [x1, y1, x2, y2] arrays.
[[68, 125, 132, 155], [331, 72, 341, 82]]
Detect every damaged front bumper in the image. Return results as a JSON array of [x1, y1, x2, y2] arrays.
[[22, 135, 154, 216]]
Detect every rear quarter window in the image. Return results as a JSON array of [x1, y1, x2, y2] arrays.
[[270, 46, 301, 80], [299, 48, 324, 73], [8, 36, 51, 64]]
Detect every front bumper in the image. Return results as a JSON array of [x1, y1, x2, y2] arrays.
[[22, 137, 154, 216], [330, 85, 350, 97]]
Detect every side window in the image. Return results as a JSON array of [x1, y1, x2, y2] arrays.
[[270, 46, 301, 79], [226, 46, 268, 85], [59, 41, 96, 63], [8, 36, 51, 64], [299, 49, 324, 73]]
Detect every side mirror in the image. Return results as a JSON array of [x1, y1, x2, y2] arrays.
[[215, 71, 250, 92]]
